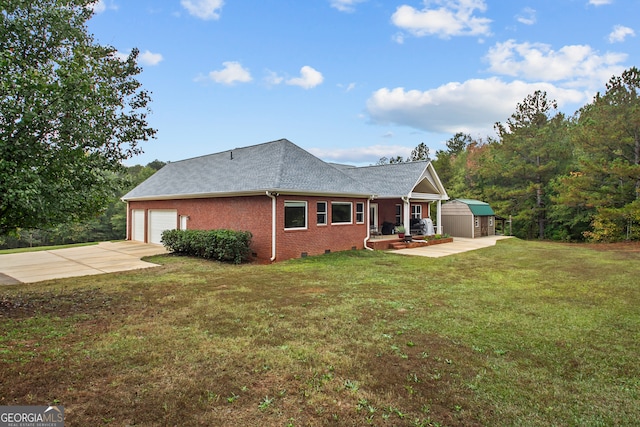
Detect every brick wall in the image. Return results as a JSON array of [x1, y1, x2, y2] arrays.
[[127, 194, 369, 262], [276, 196, 368, 260]]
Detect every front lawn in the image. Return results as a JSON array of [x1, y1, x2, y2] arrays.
[[1, 239, 638, 426]]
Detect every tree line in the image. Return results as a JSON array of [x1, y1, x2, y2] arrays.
[[1, 0, 637, 246], [0, 161, 164, 249], [427, 67, 640, 242]]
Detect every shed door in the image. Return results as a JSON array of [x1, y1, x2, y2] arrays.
[[481, 216, 489, 237], [148, 210, 177, 245], [132, 210, 145, 242]]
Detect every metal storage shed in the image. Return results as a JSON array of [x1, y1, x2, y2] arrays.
[[441, 199, 496, 238]]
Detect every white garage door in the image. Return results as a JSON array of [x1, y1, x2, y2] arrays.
[[148, 210, 177, 245], [132, 209, 145, 242]]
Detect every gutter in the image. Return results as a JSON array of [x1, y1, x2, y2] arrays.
[[266, 191, 277, 262]]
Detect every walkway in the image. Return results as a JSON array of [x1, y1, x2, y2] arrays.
[[392, 235, 511, 258]]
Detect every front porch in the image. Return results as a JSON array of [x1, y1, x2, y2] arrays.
[[367, 234, 453, 250]]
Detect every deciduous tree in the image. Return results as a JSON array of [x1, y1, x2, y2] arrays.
[[0, 0, 156, 235]]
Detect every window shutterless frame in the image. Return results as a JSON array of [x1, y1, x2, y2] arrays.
[[331, 201, 353, 224], [284, 201, 307, 229], [356, 202, 365, 223], [317, 201, 327, 225]]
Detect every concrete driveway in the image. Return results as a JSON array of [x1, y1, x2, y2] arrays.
[[0, 241, 168, 285], [393, 235, 512, 258]]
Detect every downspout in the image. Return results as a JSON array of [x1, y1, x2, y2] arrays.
[[364, 196, 374, 251], [266, 191, 277, 262]]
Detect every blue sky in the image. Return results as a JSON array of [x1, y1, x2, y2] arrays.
[[87, 0, 639, 166]]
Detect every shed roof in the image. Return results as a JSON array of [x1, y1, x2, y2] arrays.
[[453, 199, 495, 216]]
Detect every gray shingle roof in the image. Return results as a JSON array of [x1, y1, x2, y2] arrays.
[[123, 139, 448, 201], [123, 139, 372, 200], [338, 161, 431, 198]]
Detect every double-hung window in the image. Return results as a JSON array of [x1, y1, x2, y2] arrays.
[[284, 201, 307, 229], [317, 201, 327, 225], [331, 202, 352, 224], [395, 205, 402, 225], [356, 202, 365, 223], [411, 205, 422, 219]]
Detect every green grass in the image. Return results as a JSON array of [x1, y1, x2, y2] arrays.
[[0, 241, 99, 254], [1, 239, 639, 426]]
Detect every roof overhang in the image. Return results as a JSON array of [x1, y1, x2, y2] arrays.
[[409, 192, 450, 201], [122, 188, 376, 202]]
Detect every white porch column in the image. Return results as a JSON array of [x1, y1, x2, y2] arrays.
[[437, 199, 442, 234], [403, 197, 410, 234]]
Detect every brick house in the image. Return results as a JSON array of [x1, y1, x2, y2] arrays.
[[122, 139, 449, 262]]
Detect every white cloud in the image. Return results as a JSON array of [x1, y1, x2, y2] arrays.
[[365, 79, 585, 135], [516, 7, 536, 25], [365, 38, 630, 137], [138, 50, 163, 66], [392, 32, 405, 44], [112, 51, 128, 62], [588, 0, 613, 5], [181, 0, 224, 20], [309, 144, 413, 163], [391, 0, 492, 40], [264, 70, 284, 86], [286, 66, 324, 89], [608, 25, 635, 43], [112, 49, 162, 66], [330, 0, 366, 13], [207, 61, 252, 85], [89, 0, 117, 14], [485, 39, 627, 90]]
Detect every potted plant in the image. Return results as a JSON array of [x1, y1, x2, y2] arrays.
[[395, 225, 405, 239]]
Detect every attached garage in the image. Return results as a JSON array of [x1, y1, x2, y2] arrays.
[[131, 209, 146, 242], [148, 209, 178, 245]]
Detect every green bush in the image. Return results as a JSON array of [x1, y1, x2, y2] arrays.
[[161, 229, 253, 264]]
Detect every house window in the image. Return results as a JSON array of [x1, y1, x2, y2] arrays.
[[285, 201, 307, 229], [332, 202, 352, 224], [395, 205, 402, 225], [317, 201, 327, 225], [356, 202, 365, 223], [411, 205, 422, 219]]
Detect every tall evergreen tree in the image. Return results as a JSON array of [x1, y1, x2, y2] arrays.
[[487, 91, 571, 239], [559, 67, 640, 241]]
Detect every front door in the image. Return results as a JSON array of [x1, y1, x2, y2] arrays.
[[370, 204, 378, 234]]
